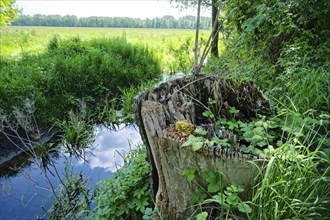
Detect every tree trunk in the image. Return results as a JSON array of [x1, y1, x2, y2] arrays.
[[211, 0, 219, 57], [134, 75, 270, 219], [194, 0, 202, 75]]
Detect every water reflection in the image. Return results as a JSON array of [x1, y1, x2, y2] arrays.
[[0, 124, 142, 219], [78, 124, 142, 172]]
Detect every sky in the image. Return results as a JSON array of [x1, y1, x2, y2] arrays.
[[14, 0, 210, 19]]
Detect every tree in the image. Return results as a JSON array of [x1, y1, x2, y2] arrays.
[[170, 0, 221, 57], [0, 0, 19, 27]]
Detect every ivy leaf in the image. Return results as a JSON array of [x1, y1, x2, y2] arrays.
[[202, 171, 221, 193], [253, 126, 264, 135], [228, 121, 239, 130], [241, 145, 251, 153]]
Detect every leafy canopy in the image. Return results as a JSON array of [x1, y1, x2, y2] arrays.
[[0, 0, 19, 27]]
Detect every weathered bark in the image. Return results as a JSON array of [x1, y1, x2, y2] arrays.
[[134, 75, 270, 219], [211, 0, 219, 57]]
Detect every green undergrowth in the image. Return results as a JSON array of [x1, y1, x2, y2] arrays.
[[90, 146, 153, 220], [0, 36, 161, 126], [182, 107, 329, 219], [183, 140, 329, 220], [205, 0, 329, 113]]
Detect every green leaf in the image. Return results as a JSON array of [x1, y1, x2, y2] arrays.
[[241, 145, 251, 153], [203, 110, 214, 119], [251, 134, 262, 143], [135, 199, 149, 213], [182, 169, 196, 182], [253, 126, 264, 135], [227, 184, 244, 193], [229, 107, 240, 115], [195, 128, 208, 136], [226, 194, 239, 206], [208, 98, 218, 105], [192, 141, 204, 151], [191, 188, 207, 203], [211, 193, 227, 206], [196, 212, 208, 220], [181, 135, 195, 147], [228, 121, 239, 130], [254, 120, 264, 127], [202, 171, 216, 183], [208, 183, 220, 193], [237, 203, 252, 213]]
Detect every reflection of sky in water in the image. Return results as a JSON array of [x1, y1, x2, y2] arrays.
[[78, 124, 142, 172], [0, 124, 142, 219]]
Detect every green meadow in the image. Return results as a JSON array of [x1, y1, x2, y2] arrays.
[[1, 26, 209, 73]]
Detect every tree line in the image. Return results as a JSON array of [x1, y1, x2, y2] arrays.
[[11, 14, 211, 29]]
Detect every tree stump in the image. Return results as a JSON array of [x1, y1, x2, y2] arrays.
[[134, 75, 270, 219]]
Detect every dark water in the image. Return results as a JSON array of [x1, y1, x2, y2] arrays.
[[0, 125, 141, 219]]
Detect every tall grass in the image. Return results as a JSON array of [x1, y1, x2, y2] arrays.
[[248, 108, 330, 219], [0, 36, 161, 125], [250, 145, 329, 219]]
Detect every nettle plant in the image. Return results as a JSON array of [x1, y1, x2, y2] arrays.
[[182, 169, 252, 220], [181, 99, 280, 156], [92, 146, 152, 220]]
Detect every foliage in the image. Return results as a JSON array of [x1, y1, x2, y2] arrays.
[[55, 101, 95, 160], [182, 108, 329, 218], [0, 36, 161, 126], [12, 14, 211, 29], [0, 0, 19, 27], [182, 168, 252, 219], [206, 0, 329, 112], [1, 26, 208, 73], [201, 3, 330, 218], [92, 146, 151, 220], [249, 143, 329, 219]]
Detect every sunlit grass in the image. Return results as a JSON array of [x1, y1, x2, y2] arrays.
[[1, 26, 210, 72]]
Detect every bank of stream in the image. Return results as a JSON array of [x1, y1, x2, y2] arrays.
[[0, 124, 141, 219]]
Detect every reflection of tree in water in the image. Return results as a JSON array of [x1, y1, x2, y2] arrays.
[[0, 149, 62, 178], [0, 99, 95, 218]]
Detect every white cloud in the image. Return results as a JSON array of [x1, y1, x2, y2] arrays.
[[80, 125, 142, 172], [15, 0, 203, 19]]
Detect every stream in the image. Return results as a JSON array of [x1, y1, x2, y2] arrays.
[[0, 124, 142, 219]]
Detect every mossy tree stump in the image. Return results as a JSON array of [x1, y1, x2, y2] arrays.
[[134, 75, 270, 219]]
